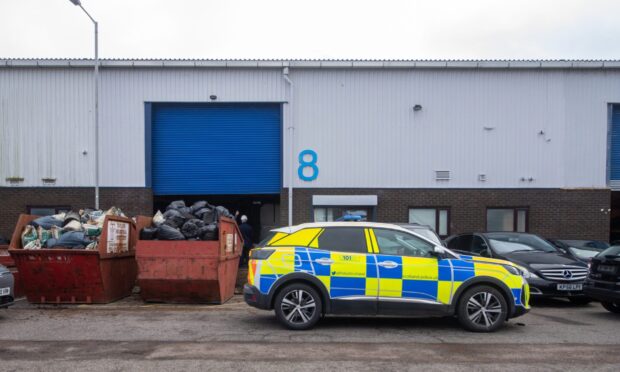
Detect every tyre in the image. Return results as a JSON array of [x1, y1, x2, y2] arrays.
[[274, 283, 322, 330], [601, 301, 620, 314], [569, 297, 591, 306], [457, 285, 508, 332]]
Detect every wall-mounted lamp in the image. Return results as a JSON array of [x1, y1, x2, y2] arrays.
[[413, 104, 423, 112], [210, 95, 217, 100]]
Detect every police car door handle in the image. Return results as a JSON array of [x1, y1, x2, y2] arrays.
[[377, 261, 398, 269], [315, 258, 334, 265]]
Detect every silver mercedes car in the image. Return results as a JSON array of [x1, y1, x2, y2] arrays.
[[0, 264, 14, 308]]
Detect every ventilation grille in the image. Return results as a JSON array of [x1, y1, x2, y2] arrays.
[[435, 170, 450, 181]]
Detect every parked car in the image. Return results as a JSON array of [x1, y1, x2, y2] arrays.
[[244, 222, 530, 332], [547, 239, 609, 263], [445, 232, 590, 304], [0, 264, 14, 308], [584, 245, 620, 313], [396, 223, 444, 246]]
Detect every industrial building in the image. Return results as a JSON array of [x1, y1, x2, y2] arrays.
[[1, 59, 618, 242]]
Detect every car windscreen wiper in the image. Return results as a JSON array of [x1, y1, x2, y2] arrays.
[[509, 249, 537, 253]]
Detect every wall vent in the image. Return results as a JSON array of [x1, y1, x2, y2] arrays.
[[5, 177, 24, 184], [435, 170, 450, 181]]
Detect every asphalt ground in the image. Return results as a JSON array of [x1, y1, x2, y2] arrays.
[[0, 296, 618, 371]]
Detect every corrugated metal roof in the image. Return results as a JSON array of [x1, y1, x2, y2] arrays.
[[1, 58, 620, 69]]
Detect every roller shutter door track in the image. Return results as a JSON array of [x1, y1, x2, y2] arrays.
[[611, 105, 620, 190], [151, 103, 281, 195]]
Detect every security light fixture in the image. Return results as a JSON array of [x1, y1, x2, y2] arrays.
[[413, 104, 423, 111], [210, 95, 217, 100]]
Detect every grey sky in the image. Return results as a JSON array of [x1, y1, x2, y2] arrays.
[[1, 0, 619, 60]]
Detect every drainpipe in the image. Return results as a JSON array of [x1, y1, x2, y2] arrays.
[[283, 67, 294, 226]]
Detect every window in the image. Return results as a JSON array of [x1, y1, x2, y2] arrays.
[[471, 236, 489, 256], [447, 234, 473, 252], [314, 207, 372, 222], [316, 227, 368, 253], [486, 208, 528, 232], [27, 206, 71, 216], [485, 233, 557, 253], [408, 208, 449, 236], [373, 228, 435, 257]]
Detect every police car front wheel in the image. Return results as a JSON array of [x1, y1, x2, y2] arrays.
[[274, 283, 322, 330], [457, 285, 508, 332]]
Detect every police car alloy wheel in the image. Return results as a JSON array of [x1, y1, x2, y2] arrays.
[[457, 286, 507, 332], [274, 283, 322, 330]]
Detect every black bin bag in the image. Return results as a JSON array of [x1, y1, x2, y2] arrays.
[[157, 224, 185, 240]]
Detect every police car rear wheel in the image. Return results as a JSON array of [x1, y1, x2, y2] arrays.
[[274, 283, 322, 330], [457, 285, 507, 332]]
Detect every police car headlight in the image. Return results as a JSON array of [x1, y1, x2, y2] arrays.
[[250, 249, 275, 260]]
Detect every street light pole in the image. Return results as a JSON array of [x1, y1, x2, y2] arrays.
[[69, 0, 99, 210]]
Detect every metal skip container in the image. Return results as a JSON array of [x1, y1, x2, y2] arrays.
[[135, 216, 242, 304], [9, 214, 137, 304]]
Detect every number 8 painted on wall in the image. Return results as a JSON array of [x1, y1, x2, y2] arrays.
[[298, 149, 319, 181]]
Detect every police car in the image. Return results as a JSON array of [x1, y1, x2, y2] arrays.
[[244, 222, 530, 332]]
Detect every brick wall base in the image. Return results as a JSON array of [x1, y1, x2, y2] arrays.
[[0, 188, 153, 239], [1, 187, 610, 241], [280, 188, 611, 241]]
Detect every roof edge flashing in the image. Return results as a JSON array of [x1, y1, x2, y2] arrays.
[[1, 59, 620, 70]]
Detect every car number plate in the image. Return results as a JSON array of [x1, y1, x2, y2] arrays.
[[598, 265, 616, 274], [557, 283, 582, 291], [0, 287, 9, 296]]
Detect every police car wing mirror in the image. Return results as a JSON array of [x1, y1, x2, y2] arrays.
[[433, 246, 447, 257]]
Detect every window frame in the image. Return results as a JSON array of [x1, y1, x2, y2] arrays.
[[407, 206, 451, 237], [314, 226, 370, 254], [27, 205, 71, 216], [485, 207, 529, 233], [312, 205, 376, 222], [372, 227, 436, 258]]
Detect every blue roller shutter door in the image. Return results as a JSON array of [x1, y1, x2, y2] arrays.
[[151, 103, 281, 195]]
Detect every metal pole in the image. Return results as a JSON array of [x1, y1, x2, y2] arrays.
[[76, 3, 99, 210], [94, 20, 99, 210], [283, 68, 294, 226]]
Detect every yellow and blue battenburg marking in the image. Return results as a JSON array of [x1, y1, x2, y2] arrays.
[[252, 247, 527, 307]]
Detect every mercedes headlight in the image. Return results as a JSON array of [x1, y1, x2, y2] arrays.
[[518, 266, 539, 279], [502, 264, 521, 276], [502, 264, 538, 279]]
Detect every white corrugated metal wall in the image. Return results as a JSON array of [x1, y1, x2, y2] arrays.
[[0, 67, 287, 187], [290, 68, 620, 189], [1, 64, 618, 189]]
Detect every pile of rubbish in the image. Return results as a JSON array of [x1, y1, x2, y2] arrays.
[[140, 200, 233, 241], [21, 207, 126, 250]]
